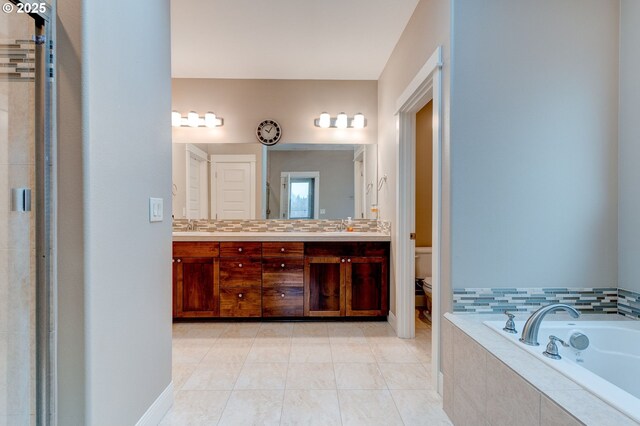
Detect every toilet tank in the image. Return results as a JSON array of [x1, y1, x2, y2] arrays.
[[415, 246, 432, 279]]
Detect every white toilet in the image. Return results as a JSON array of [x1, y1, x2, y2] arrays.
[[415, 247, 433, 321]]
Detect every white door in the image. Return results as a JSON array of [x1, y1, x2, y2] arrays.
[[187, 153, 202, 218], [211, 155, 256, 219]]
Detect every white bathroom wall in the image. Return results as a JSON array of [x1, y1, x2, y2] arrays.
[[377, 0, 452, 314], [57, 0, 173, 424], [619, 0, 640, 294], [450, 0, 619, 289]]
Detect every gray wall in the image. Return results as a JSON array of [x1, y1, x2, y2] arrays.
[[57, 0, 173, 424], [450, 0, 619, 289], [268, 150, 355, 220], [377, 0, 452, 315], [619, 0, 640, 293]]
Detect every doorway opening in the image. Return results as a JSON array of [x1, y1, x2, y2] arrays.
[[395, 46, 444, 393]]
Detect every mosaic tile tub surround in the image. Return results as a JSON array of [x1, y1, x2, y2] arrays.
[[618, 288, 640, 319], [173, 218, 390, 234], [453, 287, 618, 314]]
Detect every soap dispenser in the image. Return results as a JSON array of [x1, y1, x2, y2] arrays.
[[346, 217, 354, 232]]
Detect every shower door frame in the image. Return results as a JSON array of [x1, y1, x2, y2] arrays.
[[7, 0, 57, 424]]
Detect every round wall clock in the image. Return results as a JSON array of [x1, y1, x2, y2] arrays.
[[256, 119, 282, 146]]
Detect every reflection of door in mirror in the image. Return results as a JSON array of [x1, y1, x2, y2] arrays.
[[211, 155, 257, 219], [185, 144, 209, 219], [280, 172, 320, 219]]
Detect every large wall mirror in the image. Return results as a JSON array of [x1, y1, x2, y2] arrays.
[[172, 142, 378, 220]]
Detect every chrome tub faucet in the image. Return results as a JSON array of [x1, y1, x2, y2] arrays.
[[519, 303, 580, 346]]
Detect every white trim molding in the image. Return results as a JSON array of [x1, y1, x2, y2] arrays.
[[387, 311, 398, 331], [394, 46, 444, 394], [135, 382, 173, 426]]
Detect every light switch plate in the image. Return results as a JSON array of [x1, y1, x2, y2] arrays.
[[149, 197, 163, 222], [320, 209, 326, 215]]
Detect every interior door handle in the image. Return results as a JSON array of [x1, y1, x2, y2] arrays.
[[12, 188, 31, 212]]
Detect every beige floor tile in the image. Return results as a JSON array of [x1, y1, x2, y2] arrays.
[[258, 322, 294, 337], [292, 323, 329, 338], [378, 363, 431, 390], [281, 389, 342, 426], [218, 389, 284, 426], [246, 344, 291, 363], [172, 343, 212, 364], [334, 363, 387, 390], [171, 363, 197, 391], [182, 363, 243, 390], [252, 336, 292, 347], [159, 390, 229, 426], [200, 345, 250, 364], [328, 326, 368, 345], [338, 389, 404, 426], [286, 362, 336, 390], [391, 389, 452, 425], [289, 342, 332, 363], [370, 342, 421, 363], [331, 343, 376, 363], [235, 362, 288, 390]]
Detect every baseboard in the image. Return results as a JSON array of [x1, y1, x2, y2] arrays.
[[136, 382, 174, 426], [387, 311, 397, 331]]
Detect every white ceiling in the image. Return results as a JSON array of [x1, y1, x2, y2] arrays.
[[171, 0, 419, 80]]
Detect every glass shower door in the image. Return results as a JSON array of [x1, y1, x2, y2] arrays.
[[1, 6, 44, 425]]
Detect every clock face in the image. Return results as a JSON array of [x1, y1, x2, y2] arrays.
[[256, 119, 282, 146]]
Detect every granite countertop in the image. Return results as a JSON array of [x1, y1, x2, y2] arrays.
[[172, 231, 391, 242], [444, 312, 637, 425]]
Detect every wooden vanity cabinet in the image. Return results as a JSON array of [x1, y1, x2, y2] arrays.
[[304, 242, 389, 317], [172, 242, 220, 318], [219, 242, 262, 317], [262, 242, 304, 317]]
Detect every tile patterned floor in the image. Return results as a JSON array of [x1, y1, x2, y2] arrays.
[[162, 315, 451, 425]]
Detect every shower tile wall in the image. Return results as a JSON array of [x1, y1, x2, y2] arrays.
[[0, 11, 36, 425]]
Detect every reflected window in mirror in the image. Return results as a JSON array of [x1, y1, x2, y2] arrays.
[[280, 171, 319, 219]]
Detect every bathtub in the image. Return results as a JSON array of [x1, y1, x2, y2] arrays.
[[484, 319, 640, 423]]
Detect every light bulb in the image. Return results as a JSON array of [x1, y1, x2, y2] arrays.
[[353, 113, 365, 129], [336, 112, 348, 129], [187, 111, 200, 128], [171, 111, 182, 127], [319, 112, 331, 128], [204, 112, 217, 128]]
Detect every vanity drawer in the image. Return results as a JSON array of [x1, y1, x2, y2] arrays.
[[220, 242, 262, 258], [262, 258, 304, 287], [220, 259, 262, 287], [262, 242, 304, 258], [173, 242, 220, 257], [220, 286, 262, 317], [262, 286, 303, 317]]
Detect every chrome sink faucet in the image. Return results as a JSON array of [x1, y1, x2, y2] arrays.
[[519, 303, 580, 346], [186, 219, 195, 231]]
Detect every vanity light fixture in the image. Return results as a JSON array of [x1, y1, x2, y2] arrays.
[[172, 110, 224, 128], [313, 112, 367, 129]]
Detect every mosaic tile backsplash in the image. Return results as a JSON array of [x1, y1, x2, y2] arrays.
[[0, 39, 35, 82], [618, 288, 640, 319], [453, 287, 618, 314], [173, 219, 390, 234]]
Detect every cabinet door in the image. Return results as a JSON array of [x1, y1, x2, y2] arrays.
[[174, 257, 220, 318], [345, 256, 388, 316], [304, 256, 345, 316], [262, 286, 304, 317], [220, 286, 262, 317]]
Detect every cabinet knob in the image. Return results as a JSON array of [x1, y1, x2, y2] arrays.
[[281, 293, 285, 298], [281, 263, 285, 268], [280, 247, 285, 252], [238, 293, 243, 298], [176, 259, 181, 263], [347, 259, 351, 263], [172, 259, 175, 263], [238, 263, 243, 268], [341, 259, 345, 263], [238, 247, 243, 252]]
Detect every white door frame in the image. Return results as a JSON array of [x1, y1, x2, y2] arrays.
[[279, 171, 320, 219], [395, 47, 444, 392], [210, 154, 256, 219], [185, 144, 209, 219]]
